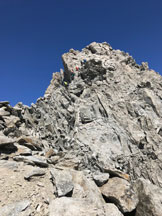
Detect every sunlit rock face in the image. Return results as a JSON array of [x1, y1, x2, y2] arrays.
[[0, 42, 162, 216]]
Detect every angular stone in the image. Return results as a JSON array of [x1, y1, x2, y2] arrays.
[[104, 203, 124, 216], [100, 177, 138, 213], [15, 144, 32, 156], [0, 135, 17, 153], [17, 136, 42, 151], [135, 178, 162, 216], [93, 172, 109, 186], [49, 197, 113, 216], [0, 160, 18, 169], [0, 135, 14, 146], [24, 168, 46, 180], [13, 155, 48, 167], [0, 107, 10, 116], [0, 101, 9, 107], [50, 168, 74, 197], [3, 115, 20, 128]]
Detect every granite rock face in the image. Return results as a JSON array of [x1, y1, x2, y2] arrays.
[[0, 42, 162, 215]]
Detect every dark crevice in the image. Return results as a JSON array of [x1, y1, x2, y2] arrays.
[[0, 144, 18, 154], [65, 190, 73, 197], [124, 209, 136, 216], [102, 194, 114, 204], [102, 194, 137, 216]]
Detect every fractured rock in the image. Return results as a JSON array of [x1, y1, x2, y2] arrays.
[[24, 168, 46, 180], [49, 197, 123, 216], [50, 168, 74, 197], [17, 136, 42, 151], [93, 172, 109, 186], [104, 203, 124, 216], [100, 177, 138, 213], [135, 178, 162, 216], [13, 155, 48, 167], [0, 135, 17, 153]]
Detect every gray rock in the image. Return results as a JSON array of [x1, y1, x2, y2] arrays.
[[50, 168, 105, 207], [49, 197, 123, 216], [93, 172, 109, 186], [0, 107, 10, 116], [2, 42, 162, 215], [0, 135, 17, 153], [0, 135, 14, 146], [0, 101, 9, 107], [50, 168, 74, 197], [17, 136, 42, 151], [104, 203, 124, 216], [100, 177, 138, 213], [24, 168, 46, 180], [135, 178, 162, 216], [13, 155, 48, 167], [3, 116, 20, 128], [0, 200, 30, 216], [15, 144, 32, 156], [0, 160, 18, 169]]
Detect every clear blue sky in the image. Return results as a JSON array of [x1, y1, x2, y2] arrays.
[[0, 0, 162, 106]]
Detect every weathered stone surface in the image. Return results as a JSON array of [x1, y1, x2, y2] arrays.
[[93, 172, 109, 186], [0, 107, 10, 116], [0, 200, 30, 216], [0, 135, 14, 146], [104, 203, 124, 216], [15, 144, 32, 156], [50, 168, 105, 207], [135, 178, 162, 216], [100, 177, 138, 213], [49, 197, 123, 216], [0, 160, 18, 169], [0, 101, 9, 107], [3, 115, 20, 128], [24, 168, 46, 180], [17, 136, 42, 151], [0, 135, 17, 153], [13, 155, 48, 167], [50, 168, 74, 197]]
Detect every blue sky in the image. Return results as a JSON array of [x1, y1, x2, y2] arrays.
[[0, 0, 162, 106]]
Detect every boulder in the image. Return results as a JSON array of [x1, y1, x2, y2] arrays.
[[13, 155, 48, 167], [17, 136, 42, 151], [50, 168, 105, 207], [49, 197, 123, 216], [100, 177, 138, 213], [135, 178, 162, 216], [0, 107, 10, 116], [93, 172, 109, 186], [24, 168, 46, 180], [0, 135, 17, 153], [104, 203, 124, 216], [50, 168, 74, 197]]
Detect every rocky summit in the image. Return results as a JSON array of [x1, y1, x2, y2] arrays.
[[0, 42, 162, 216]]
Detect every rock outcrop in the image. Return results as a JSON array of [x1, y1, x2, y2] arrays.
[[0, 42, 162, 215]]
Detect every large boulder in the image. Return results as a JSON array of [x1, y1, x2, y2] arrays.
[[50, 168, 105, 207], [49, 197, 123, 216], [100, 177, 138, 213], [135, 178, 162, 216]]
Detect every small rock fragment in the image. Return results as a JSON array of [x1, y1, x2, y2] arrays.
[[24, 168, 46, 180], [93, 172, 109, 186]]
